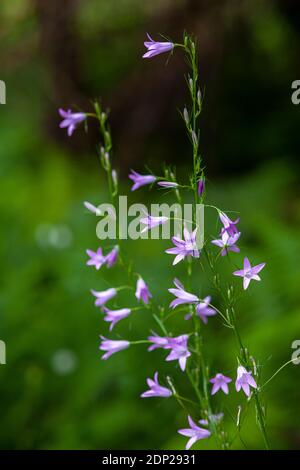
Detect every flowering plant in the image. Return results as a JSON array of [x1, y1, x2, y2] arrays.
[[59, 33, 294, 450]]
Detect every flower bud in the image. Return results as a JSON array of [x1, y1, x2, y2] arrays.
[[183, 108, 189, 124], [198, 178, 205, 196]]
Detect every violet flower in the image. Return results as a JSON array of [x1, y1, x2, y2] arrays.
[[165, 227, 200, 265], [135, 277, 152, 304], [211, 231, 241, 256], [83, 201, 101, 216], [147, 334, 170, 351], [141, 372, 172, 398], [129, 170, 156, 191], [178, 416, 211, 450], [105, 246, 119, 268], [99, 336, 130, 360], [165, 334, 191, 371], [147, 334, 191, 371], [194, 296, 216, 324], [143, 34, 174, 59], [210, 373, 232, 395], [86, 248, 105, 270], [219, 211, 240, 237], [168, 278, 199, 308], [59, 108, 86, 136], [140, 214, 168, 233], [103, 307, 131, 331], [157, 181, 178, 189], [91, 287, 117, 307], [233, 257, 266, 290], [235, 366, 257, 397]]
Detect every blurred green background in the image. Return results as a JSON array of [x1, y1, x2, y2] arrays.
[[0, 0, 300, 450]]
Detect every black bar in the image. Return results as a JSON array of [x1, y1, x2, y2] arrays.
[[0, 450, 299, 466]]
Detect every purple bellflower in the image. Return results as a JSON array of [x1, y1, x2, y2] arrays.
[[59, 108, 86, 136], [135, 277, 152, 304], [178, 416, 211, 450], [143, 34, 174, 59], [235, 366, 257, 397], [219, 211, 240, 237], [210, 373, 232, 395], [99, 336, 130, 360], [103, 307, 131, 331], [86, 246, 118, 270], [91, 287, 117, 307], [105, 246, 119, 268], [129, 170, 156, 191], [147, 334, 191, 371], [141, 372, 172, 398], [147, 334, 170, 351], [140, 214, 168, 233], [195, 296, 216, 324], [165, 334, 191, 371], [165, 227, 200, 265], [168, 278, 199, 308], [211, 231, 241, 256], [233, 257, 266, 290], [86, 248, 105, 270]]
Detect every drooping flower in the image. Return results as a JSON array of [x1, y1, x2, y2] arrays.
[[105, 246, 119, 268], [147, 334, 191, 371], [86, 248, 105, 270], [140, 214, 168, 233], [157, 181, 178, 189], [99, 336, 130, 360], [147, 334, 170, 351], [141, 372, 172, 398], [168, 278, 199, 308], [59, 108, 86, 136], [165, 227, 200, 265], [103, 307, 131, 331], [219, 211, 240, 237], [178, 416, 211, 450], [165, 334, 191, 371], [235, 366, 257, 397], [143, 34, 174, 59], [210, 373, 232, 395], [198, 178, 205, 196], [135, 277, 152, 304], [91, 287, 117, 307], [211, 231, 241, 256], [83, 201, 101, 216], [194, 297, 216, 324], [129, 170, 156, 191], [233, 257, 266, 290]]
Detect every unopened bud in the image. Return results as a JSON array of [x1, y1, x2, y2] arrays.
[[197, 88, 202, 104], [112, 169, 118, 189], [198, 177, 205, 196], [183, 108, 189, 124], [192, 130, 198, 147], [104, 152, 110, 166]]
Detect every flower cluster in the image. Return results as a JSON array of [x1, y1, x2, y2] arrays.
[[58, 33, 273, 450]]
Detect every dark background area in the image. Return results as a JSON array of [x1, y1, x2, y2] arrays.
[[0, 0, 299, 449]]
